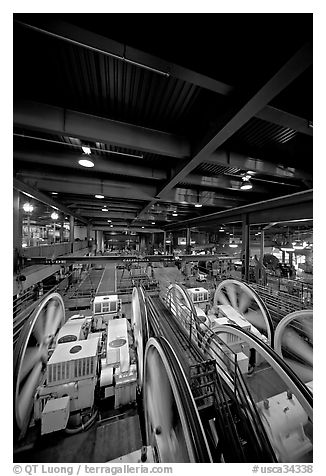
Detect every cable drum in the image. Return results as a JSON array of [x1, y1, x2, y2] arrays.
[[13, 292, 65, 437], [143, 337, 212, 463]]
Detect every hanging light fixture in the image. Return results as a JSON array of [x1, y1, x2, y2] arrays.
[[78, 156, 95, 168], [240, 174, 253, 190], [81, 145, 92, 155]]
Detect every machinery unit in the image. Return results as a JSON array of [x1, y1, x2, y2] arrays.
[[35, 338, 100, 422], [106, 318, 130, 371], [47, 339, 99, 386], [257, 390, 312, 462], [187, 287, 210, 309], [99, 317, 137, 408], [92, 295, 122, 330], [41, 396, 70, 435], [56, 315, 90, 344]]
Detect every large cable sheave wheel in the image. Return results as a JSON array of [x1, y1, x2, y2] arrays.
[[14, 292, 65, 436], [214, 279, 274, 345], [131, 287, 149, 390], [274, 310, 313, 384], [143, 337, 212, 463]]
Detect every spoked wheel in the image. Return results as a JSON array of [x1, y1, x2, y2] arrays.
[[131, 287, 149, 390], [214, 279, 274, 345], [14, 292, 65, 436], [143, 337, 212, 463], [274, 310, 313, 383]]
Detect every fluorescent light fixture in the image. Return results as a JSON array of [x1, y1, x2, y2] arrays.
[[51, 212, 59, 220], [152, 222, 156, 225], [51, 191, 58, 195], [142, 226, 145, 229], [78, 158, 94, 168], [240, 180, 253, 190], [166, 240, 171, 244], [219, 227, 225, 232], [102, 208, 108, 212], [23, 202, 33, 213], [229, 240, 238, 248], [82, 146, 91, 155], [246, 170, 255, 175], [172, 212, 178, 216], [95, 194, 104, 199], [195, 203, 202, 208], [107, 219, 112, 223]]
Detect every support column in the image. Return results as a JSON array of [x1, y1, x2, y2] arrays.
[[241, 214, 250, 282], [87, 223, 91, 240], [140, 233, 146, 253], [260, 230, 265, 260], [186, 228, 191, 254], [69, 216, 74, 241], [60, 217, 64, 243], [163, 231, 166, 254], [13, 189, 22, 272], [69, 216, 74, 253]]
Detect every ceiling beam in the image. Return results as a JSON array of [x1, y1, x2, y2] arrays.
[[164, 189, 313, 231], [256, 105, 312, 136], [16, 18, 312, 137], [13, 177, 89, 224], [14, 100, 190, 158], [15, 17, 233, 97], [14, 101, 312, 185], [74, 210, 136, 219], [156, 42, 312, 199], [204, 149, 312, 180], [14, 150, 167, 180], [16, 172, 158, 201]]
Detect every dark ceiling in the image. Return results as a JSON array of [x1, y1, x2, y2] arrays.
[[13, 13, 313, 235]]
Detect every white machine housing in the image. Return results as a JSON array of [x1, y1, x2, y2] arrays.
[[93, 295, 122, 330], [47, 339, 99, 386], [56, 315, 89, 344], [187, 287, 210, 309], [257, 390, 312, 462], [35, 338, 99, 424], [41, 396, 70, 435]]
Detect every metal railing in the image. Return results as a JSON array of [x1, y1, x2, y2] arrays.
[[21, 240, 89, 259], [162, 284, 276, 461]]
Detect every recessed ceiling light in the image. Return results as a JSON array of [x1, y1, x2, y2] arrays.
[[142, 226, 145, 229], [78, 158, 94, 168], [110, 224, 113, 227], [82, 146, 91, 155], [95, 194, 104, 199], [107, 219, 112, 223]]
